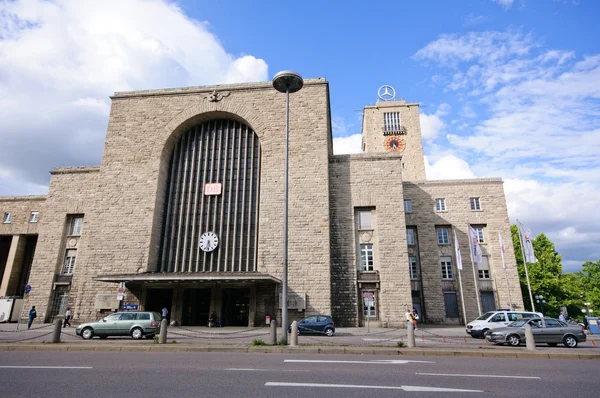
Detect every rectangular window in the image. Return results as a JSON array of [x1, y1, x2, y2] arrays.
[[69, 216, 83, 236], [29, 211, 39, 223], [62, 249, 77, 275], [473, 226, 485, 243], [470, 197, 481, 211], [363, 295, 376, 318], [406, 228, 416, 245], [435, 198, 446, 211], [3, 212, 12, 224], [478, 255, 490, 279], [357, 210, 372, 230], [437, 227, 449, 244], [404, 199, 412, 213], [409, 256, 418, 280], [360, 244, 374, 271], [383, 112, 401, 132], [441, 256, 453, 279]]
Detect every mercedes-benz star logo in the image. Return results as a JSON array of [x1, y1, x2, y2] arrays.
[[378, 85, 396, 101]]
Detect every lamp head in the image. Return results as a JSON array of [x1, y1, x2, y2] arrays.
[[272, 70, 304, 93]]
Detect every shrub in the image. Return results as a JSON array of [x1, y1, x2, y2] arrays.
[[397, 340, 405, 347], [253, 339, 267, 346]]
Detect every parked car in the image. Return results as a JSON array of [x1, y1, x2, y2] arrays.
[[287, 315, 335, 336], [466, 310, 543, 338], [76, 311, 161, 340], [487, 317, 587, 348]]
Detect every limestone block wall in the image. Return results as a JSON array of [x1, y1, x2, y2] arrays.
[[361, 101, 426, 181], [403, 179, 523, 324], [329, 153, 411, 327], [28, 79, 334, 321], [0, 196, 45, 236]]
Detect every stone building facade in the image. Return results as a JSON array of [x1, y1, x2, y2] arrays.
[[0, 78, 524, 328]]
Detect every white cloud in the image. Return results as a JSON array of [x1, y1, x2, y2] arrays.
[[0, 0, 269, 195], [414, 30, 600, 271], [425, 154, 477, 180], [491, 0, 515, 9], [419, 103, 449, 140], [333, 134, 362, 155]]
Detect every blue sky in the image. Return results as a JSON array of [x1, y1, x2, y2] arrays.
[[0, 0, 599, 272]]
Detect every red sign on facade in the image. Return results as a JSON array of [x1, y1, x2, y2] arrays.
[[204, 183, 222, 196], [362, 292, 374, 299]]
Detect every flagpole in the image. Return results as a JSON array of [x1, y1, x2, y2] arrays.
[[455, 230, 468, 326], [467, 225, 482, 316], [499, 233, 513, 310], [517, 220, 535, 312]]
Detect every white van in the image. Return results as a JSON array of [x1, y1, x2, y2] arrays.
[[466, 310, 543, 338]]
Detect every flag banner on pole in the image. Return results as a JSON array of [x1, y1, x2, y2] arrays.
[[468, 225, 483, 263], [498, 232, 507, 269], [517, 220, 537, 263], [454, 231, 463, 270]]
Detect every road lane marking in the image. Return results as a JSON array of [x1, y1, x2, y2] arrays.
[[265, 382, 482, 392], [417, 372, 541, 379], [284, 359, 435, 364], [0, 366, 93, 369], [225, 368, 309, 372]]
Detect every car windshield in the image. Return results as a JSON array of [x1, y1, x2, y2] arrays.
[[104, 313, 121, 321], [508, 320, 528, 327], [476, 311, 495, 321]]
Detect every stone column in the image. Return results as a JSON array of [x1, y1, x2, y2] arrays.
[[248, 285, 256, 327], [0, 235, 25, 297]]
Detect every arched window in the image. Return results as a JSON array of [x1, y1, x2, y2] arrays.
[[159, 119, 261, 273]]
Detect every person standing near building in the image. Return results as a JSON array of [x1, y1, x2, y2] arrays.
[[161, 306, 169, 321], [63, 307, 72, 328], [27, 306, 37, 330], [412, 308, 419, 331], [405, 309, 413, 327]]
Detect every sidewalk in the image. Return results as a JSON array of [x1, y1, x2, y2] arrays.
[[1, 323, 598, 359]]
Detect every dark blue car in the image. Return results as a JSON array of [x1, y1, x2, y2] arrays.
[[288, 315, 335, 336]]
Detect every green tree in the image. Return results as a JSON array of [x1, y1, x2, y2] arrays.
[[510, 226, 570, 317], [574, 259, 600, 318]]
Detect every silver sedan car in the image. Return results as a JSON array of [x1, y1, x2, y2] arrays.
[[487, 317, 586, 348]]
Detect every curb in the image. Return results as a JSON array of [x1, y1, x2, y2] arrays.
[[1, 344, 599, 359]]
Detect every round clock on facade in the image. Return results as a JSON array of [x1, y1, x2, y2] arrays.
[[199, 232, 219, 252], [384, 136, 406, 152]]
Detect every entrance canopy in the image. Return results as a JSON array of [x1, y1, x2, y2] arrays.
[[93, 272, 281, 285]]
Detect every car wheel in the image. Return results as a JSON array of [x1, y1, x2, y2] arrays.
[[547, 343, 558, 347], [131, 327, 144, 340], [99, 335, 108, 340], [507, 334, 520, 346], [324, 328, 334, 337], [81, 327, 93, 340], [481, 329, 490, 339], [563, 335, 578, 348]]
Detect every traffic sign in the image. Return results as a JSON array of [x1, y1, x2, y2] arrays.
[[122, 304, 139, 310], [25, 285, 31, 294]]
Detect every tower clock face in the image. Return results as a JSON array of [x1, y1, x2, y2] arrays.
[[384, 136, 406, 152], [199, 232, 219, 252]]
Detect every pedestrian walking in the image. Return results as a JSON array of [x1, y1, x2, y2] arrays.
[[583, 315, 589, 332], [63, 307, 72, 328], [405, 308, 413, 328], [161, 306, 169, 321], [559, 311, 566, 323], [412, 308, 419, 331], [27, 306, 37, 330]]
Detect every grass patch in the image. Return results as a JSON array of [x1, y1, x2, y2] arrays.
[[397, 341, 405, 347], [252, 339, 267, 346]]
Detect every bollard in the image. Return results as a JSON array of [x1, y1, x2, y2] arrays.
[[290, 321, 298, 346], [159, 318, 168, 344], [407, 321, 416, 348], [269, 319, 277, 345], [524, 323, 535, 350], [51, 318, 62, 343]]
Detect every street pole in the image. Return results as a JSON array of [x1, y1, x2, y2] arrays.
[[272, 71, 303, 345]]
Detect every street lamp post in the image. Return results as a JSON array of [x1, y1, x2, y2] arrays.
[[535, 295, 545, 315], [584, 302, 591, 316], [272, 70, 304, 345]]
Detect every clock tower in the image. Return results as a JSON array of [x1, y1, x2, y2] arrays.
[[360, 90, 426, 181]]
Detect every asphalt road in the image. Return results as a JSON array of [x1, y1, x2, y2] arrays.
[[0, 351, 597, 397]]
